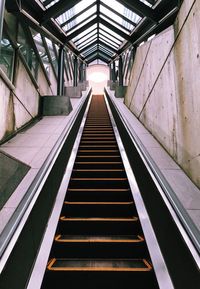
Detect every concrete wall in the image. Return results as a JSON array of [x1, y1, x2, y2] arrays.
[[124, 0, 200, 188]]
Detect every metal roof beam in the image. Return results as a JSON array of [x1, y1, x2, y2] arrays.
[[87, 54, 109, 64], [117, 0, 158, 22]]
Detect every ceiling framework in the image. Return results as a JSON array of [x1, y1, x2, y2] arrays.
[[6, 0, 182, 64]]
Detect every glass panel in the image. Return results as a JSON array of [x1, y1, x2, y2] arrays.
[[78, 36, 97, 50], [99, 45, 113, 56], [0, 30, 15, 80], [66, 14, 96, 35], [99, 35, 119, 49], [100, 5, 134, 30], [75, 29, 97, 46], [56, 0, 96, 26], [63, 6, 97, 31], [83, 45, 98, 55], [99, 29, 122, 45], [101, 0, 141, 24], [140, 0, 152, 7], [72, 24, 97, 42], [44, 37, 58, 75], [41, 0, 60, 9], [99, 23, 124, 41], [100, 14, 129, 35], [17, 24, 39, 79], [31, 29, 51, 77]]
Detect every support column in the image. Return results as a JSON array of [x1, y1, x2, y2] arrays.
[[112, 61, 116, 83], [73, 55, 78, 87], [0, 0, 6, 50], [119, 55, 123, 86], [114, 55, 127, 98], [79, 61, 83, 83], [109, 63, 112, 82], [57, 45, 65, 95]]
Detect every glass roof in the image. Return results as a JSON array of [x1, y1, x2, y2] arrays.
[[37, 0, 168, 63]]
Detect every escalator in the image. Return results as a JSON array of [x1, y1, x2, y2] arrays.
[[41, 95, 159, 289]]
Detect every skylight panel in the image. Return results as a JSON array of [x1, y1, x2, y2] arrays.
[[99, 24, 124, 41], [62, 5, 97, 30], [99, 29, 122, 45], [101, 0, 141, 24], [100, 14, 130, 35], [100, 5, 134, 31], [72, 24, 97, 42]]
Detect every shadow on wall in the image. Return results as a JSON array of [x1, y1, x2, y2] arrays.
[[87, 64, 109, 94]]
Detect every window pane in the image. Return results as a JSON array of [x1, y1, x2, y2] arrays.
[[31, 30, 51, 77], [17, 24, 39, 79], [45, 37, 58, 75], [0, 30, 15, 80]]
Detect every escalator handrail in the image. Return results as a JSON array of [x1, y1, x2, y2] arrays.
[[0, 88, 91, 272], [105, 88, 200, 267]]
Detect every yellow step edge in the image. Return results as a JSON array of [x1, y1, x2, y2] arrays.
[[54, 235, 144, 243], [47, 258, 152, 272]]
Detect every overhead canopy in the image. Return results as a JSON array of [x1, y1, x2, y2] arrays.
[[6, 0, 181, 64]]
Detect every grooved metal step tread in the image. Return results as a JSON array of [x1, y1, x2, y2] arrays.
[[76, 156, 121, 158], [60, 217, 138, 222], [75, 162, 123, 164], [70, 178, 127, 181], [64, 202, 133, 205], [67, 188, 130, 192], [55, 235, 144, 243], [47, 258, 152, 272], [73, 169, 124, 172], [78, 150, 119, 153]]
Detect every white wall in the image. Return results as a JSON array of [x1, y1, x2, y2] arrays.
[[124, 0, 200, 188]]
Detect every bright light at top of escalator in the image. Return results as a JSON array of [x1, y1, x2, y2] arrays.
[[88, 72, 107, 83]]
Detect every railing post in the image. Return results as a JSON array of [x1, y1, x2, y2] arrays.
[[57, 45, 65, 95]]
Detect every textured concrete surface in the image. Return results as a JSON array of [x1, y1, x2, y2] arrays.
[[64, 86, 82, 98], [124, 0, 200, 188], [115, 86, 127, 98], [0, 79, 14, 140], [0, 89, 90, 234], [0, 151, 30, 209], [106, 87, 200, 231], [42, 95, 72, 115]]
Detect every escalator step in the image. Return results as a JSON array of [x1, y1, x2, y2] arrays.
[[47, 258, 152, 272], [55, 234, 144, 243]]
